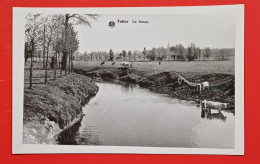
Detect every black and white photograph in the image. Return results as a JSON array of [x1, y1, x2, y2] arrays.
[[12, 5, 244, 154]]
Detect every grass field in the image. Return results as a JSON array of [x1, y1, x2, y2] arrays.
[[74, 60, 235, 75]]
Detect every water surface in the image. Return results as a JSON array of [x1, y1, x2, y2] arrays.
[[64, 82, 235, 148]]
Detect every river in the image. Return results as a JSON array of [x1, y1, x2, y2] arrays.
[[59, 82, 235, 148]]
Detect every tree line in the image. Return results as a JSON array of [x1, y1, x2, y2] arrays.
[[75, 43, 234, 62]]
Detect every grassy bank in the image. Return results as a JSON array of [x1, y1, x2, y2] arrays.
[[23, 73, 98, 144], [74, 63, 235, 110]]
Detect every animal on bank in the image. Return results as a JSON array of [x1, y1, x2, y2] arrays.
[[201, 81, 209, 90], [197, 81, 209, 94], [120, 62, 133, 67], [100, 61, 105, 65], [111, 62, 115, 65], [178, 78, 184, 85]]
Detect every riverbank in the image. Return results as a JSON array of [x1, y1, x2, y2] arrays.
[[74, 66, 235, 110], [23, 73, 99, 144]]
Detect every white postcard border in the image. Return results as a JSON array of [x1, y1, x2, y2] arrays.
[[12, 5, 244, 155]]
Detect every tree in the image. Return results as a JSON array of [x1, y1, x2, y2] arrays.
[[25, 14, 43, 89], [177, 44, 185, 61], [219, 49, 225, 61], [61, 14, 99, 70], [170, 46, 175, 60], [109, 49, 114, 61], [147, 48, 156, 61], [83, 51, 87, 61], [187, 43, 197, 62], [203, 47, 211, 60], [142, 47, 147, 61], [90, 53, 93, 61], [66, 24, 79, 73], [195, 47, 201, 61], [187, 46, 193, 62], [128, 51, 132, 61], [43, 15, 62, 83], [122, 50, 127, 61]]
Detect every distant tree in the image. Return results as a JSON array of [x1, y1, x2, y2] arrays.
[[142, 47, 147, 61], [90, 52, 93, 61], [203, 47, 211, 60], [122, 50, 127, 61], [187, 46, 193, 62], [128, 51, 132, 61], [109, 49, 114, 61], [187, 43, 197, 62], [195, 47, 201, 61], [170, 46, 175, 60], [178, 44, 185, 61], [147, 48, 156, 61], [219, 49, 225, 61], [83, 51, 87, 61]]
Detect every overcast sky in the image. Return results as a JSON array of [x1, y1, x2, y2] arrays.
[[74, 13, 236, 53]]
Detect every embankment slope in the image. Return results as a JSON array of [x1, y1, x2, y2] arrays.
[[23, 74, 98, 144]]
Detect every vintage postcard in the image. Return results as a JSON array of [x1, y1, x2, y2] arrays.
[[12, 5, 244, 154]]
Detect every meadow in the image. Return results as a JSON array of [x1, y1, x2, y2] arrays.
[[74, 60, 235, 75]]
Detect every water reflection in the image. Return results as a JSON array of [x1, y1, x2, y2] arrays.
[[201, 106, 227, 122], [120, 83, 135, 93]]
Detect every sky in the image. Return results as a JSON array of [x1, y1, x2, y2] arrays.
[[74, 13, 236, 53]]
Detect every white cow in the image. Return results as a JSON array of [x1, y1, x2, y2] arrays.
[[201, 81, 209, 90], [148, 62, 153, 65], [197, 81, 209, 94], [120, 62, 133, 67], [201, 99, 228, 110]]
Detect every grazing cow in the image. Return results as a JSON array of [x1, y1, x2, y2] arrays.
[[149, 62, 153, 65], [201, 99, 228, 110], [201, 81, 209, 90], [197, 81, 209, 94], [120, 62, 133, 67], [137, 62, 141, 65], [111, 62, 115, 65], [159, 61, 161, 65], [177, 78, 184, 85], [100, 61, 105, 65]]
